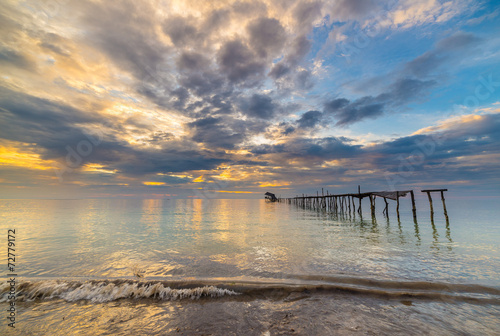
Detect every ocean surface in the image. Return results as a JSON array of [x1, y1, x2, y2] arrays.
[[1, 195, 499, 335]]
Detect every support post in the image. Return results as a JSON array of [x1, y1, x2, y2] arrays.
[[410, 190, 417, 220], [396, 191, 400, 219], [440, 191, 448, 218], [426, 191, 434, 215], [370, 195, 375, 217]]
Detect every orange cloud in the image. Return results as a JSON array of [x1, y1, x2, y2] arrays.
[[142, 182, 167, 186]]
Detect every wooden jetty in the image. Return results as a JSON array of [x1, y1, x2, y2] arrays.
[[421, 189, 449, 224], [273, 186, 448, 220]]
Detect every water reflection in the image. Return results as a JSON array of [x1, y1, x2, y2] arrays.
[[290, 198, 453, 251], [4, 198, 496, 286]]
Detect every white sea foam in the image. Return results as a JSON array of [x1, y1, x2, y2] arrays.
[[0, 280, 240, 303]]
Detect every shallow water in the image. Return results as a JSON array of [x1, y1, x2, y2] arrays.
[[1, 196, 499, 335]]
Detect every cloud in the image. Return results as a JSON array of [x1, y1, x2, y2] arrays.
[[388, 0, 472, 29], [0, 86, 229, 176], [293, 1, 324, 30], [250, 136, 361, 161], [366, 112, 500, 178], [217, 39, 266, 84], [247, 17, 286, 57], [79, 0, 169, 82], [0, 48, 35, 70], [1, 0, 497, 196], [188, 117, 244, 149], [163, 15, 200, 46], [241, 94, 276, 119], [324, 78, 436, 126], [328, 0, 378, 21], [0, 86, 126, 164], [187, 115, 268, 149], [326, 98, 385, 126], [297, 110, 323, 129], [404, 31, 482, 76]]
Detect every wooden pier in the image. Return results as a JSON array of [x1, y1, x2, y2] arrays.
[[275, 186, 448, 220], [421, 189, 449, 225]]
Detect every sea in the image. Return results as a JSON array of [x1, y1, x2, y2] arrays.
[[0, 194, 499, 335]]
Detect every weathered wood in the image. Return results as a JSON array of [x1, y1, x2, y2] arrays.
[[278, 187, 449, 222], [396, 191, 400, 213], [410, 190, 417, 221], [410, 190, 416, 213], [421, 189, 448, 192], [370, 195, 375, 217], [441, 190, 448, 219], [426, 191, 434, 215], [372, 190, 411, 200]]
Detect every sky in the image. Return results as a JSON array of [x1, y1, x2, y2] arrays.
[[0, 0, 499, 199]]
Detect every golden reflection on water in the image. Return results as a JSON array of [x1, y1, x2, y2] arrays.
[[2, 198, 499, 285], [140, 199, 162, 235]]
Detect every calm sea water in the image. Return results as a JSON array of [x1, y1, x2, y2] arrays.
[[1, 196, 499, 335]]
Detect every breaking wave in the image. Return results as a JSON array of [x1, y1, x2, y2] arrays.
[[0, 280, 240, 303], [1, 276, 499, 304]]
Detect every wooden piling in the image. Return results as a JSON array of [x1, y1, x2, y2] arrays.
[[440, 190, 448, 218], [370, 195, 375, 217], [410, 190, 417, 220], [396, 191, 400, 217], [426, 191, 434, 215], [278, 187, 448, 225]]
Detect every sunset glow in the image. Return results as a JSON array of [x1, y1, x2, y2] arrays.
[[0, 0, 499, 198]]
